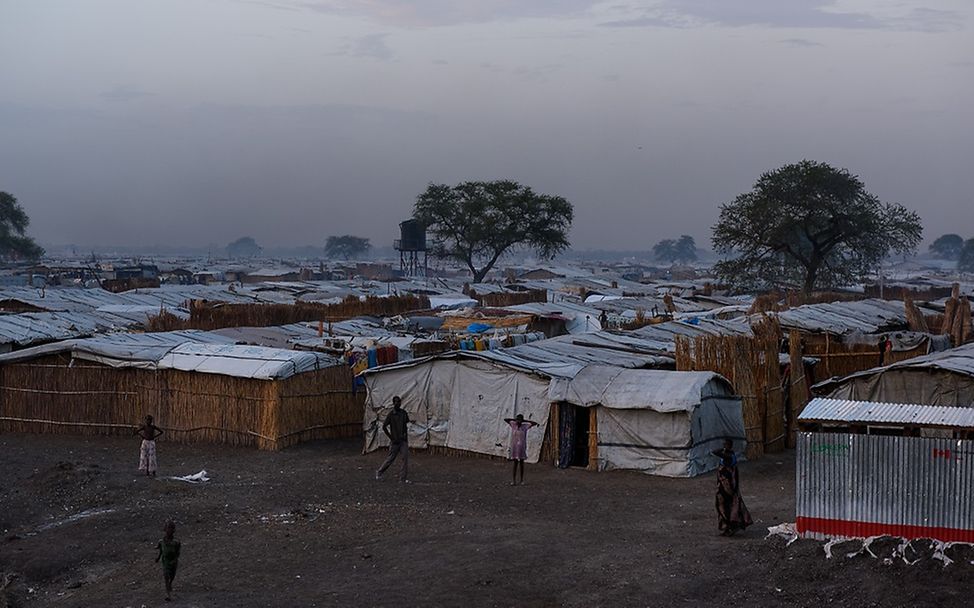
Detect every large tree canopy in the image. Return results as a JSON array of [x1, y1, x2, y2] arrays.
[[414, 180, 573, 282], [325, 235, 371, 260], [653, 235, 697, 264], [959, 239, 974, 273], [0, 192, 44, 262], [929, 233, 964, 260], [226, 236, 261, 258], [712, 160, 922, 294]]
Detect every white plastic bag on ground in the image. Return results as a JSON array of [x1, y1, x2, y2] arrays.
[[169, 470, 209, 483]]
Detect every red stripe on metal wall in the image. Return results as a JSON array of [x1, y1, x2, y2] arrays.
[[796, 516, 974, 543]]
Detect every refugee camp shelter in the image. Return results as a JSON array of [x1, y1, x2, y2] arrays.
[[361, 344, 745, 477], [759, 298, 946, 382], [813, 342, 974, 406], [0, 331, 363, 450], [796, 398, 974, 543], [548, 366, 745, 477]]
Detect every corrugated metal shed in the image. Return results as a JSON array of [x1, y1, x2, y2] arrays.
[[799, 397, 974, 430], [797, 432, 974, 542]]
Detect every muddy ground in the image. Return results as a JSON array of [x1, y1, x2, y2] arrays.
[[0, 433, 970, 607]]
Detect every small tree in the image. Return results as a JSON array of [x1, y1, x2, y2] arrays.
[[712, 160, 922, 294], [653, 235, 697, 264], [929, 234, 964, 260], [414, 180, 573, 282], [0, 192, 44, 261], [959, 239, 974, 273], [226, 236, 261, 258], [325, 235, 371, 260]]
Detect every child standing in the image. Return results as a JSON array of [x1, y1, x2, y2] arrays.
[[503, 414, 538, 486], [135, 414, 163, 477], [155, 520, 181, 601]]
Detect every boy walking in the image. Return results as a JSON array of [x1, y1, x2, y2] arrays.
[[155, 520, 181, 601], [375, 396, 410, 482]]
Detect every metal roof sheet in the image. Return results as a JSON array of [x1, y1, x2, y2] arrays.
[[798, 397, 974, 429]]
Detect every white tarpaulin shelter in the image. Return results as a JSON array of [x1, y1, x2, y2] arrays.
[[362, 353, 744, 477], [363, 356, 551, 462], [549, 366, 745, 477]]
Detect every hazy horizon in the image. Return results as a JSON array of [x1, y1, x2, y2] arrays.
[[2, 1, 972, 251]]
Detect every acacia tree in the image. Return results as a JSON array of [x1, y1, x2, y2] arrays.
[[929, 234, 964, 260], [414, 180, 573, 282], [226, 236, 261, 258], [325, 235, 371, 260], [0, 192, 44, 261], [712, 160, 922, 294], [653, 235, 697, 263]]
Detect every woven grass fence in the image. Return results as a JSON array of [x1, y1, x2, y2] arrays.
[[146, 294, 430, 332], [0, 354, 364, 450], [472, 289, 547, 308], [799, 333, 929, 384], [675, 319, 785, 459]]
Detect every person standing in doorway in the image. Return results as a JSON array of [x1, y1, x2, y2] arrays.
[[504, 414, 538, 486], [135, 415, 164, 477], [711, 439, 753, 536], [155, 519, 181, 602], [376, 396, 410, 482]]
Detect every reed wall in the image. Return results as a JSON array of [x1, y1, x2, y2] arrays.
[[0, 355, 364, 450]]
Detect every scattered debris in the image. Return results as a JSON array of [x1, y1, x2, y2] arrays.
[[168, 470, 210, 484], [35, 508, 115, 533], [765, 523, 797, 546]]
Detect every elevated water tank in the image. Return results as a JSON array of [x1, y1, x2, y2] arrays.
[[397, 219, 426, 251]]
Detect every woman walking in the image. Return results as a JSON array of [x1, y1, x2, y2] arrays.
[[712, 439, 753, 536]]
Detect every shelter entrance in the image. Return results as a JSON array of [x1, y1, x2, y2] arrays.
[[556, 403, 595, 469]]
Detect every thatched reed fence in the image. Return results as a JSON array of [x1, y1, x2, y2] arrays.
[[863, 284, 953, 301], [0, 354, 364, 450], [798, 333, 929, 384], [940, 286, 972, 347], [786, 330, 811, 449], [146, 294, 430, 332], [471, 289, 547, 308], [675, 319, 785, 459]]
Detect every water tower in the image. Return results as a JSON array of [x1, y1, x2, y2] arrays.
[[395, 219, 427, 277]]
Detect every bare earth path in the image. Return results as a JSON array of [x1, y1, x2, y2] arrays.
[[0, 434, 970, 607]]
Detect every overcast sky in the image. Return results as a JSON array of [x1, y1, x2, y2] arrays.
[[1, 0, 971, 252]]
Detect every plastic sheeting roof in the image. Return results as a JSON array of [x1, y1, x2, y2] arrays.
[[765, 299, 912, 335], [627, 318, 753, 352], [0, 312, 123, 347], [363, 330, 674, 380], [0, 329, 337, 380], [798, 398, 974, 429], [156, 343, 336, 379], [548, 365, 734, 412], [589, 295, 707, 315], [504, 302, 604, 334]]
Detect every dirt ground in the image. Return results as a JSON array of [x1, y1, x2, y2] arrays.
[[0, 433, 970, 608]]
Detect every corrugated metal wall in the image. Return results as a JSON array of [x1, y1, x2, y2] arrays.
[[796, 432, 974, 542]]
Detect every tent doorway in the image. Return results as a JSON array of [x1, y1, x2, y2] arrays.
[[556, 403, 595, 469]]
